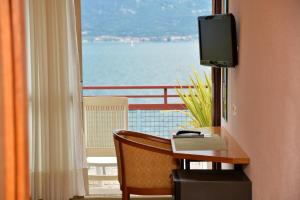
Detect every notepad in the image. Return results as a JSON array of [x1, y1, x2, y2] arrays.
[[174, 134, 227, 151]]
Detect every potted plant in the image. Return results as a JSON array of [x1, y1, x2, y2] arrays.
[[176, 69, 212, 128]]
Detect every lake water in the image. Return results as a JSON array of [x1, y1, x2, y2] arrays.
[[83, 41, 210, 87], [82, 41, 211, 136]]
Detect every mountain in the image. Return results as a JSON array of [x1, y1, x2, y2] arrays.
[[81, 0, 211, 39]]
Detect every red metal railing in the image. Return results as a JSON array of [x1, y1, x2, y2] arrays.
[[83, 85, 191, 110]]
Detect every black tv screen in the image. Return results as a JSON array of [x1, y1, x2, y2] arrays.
[[198, 14, 237, 67]]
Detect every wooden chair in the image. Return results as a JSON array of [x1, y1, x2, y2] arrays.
[[113, 130, 180, 200]]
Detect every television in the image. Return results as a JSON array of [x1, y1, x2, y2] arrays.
[[198, 14, 237, 67]]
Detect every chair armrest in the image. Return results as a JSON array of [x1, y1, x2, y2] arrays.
[[114, 131, 173, 155], [114, 129, 171, 144]]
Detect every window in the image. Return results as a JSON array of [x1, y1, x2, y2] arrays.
[[79, 0, 212, 195]]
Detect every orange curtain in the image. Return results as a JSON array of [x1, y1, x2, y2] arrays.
[[0, 0, 29, 199]]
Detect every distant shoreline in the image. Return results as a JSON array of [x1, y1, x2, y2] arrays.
[[82, 34, 198, 43]]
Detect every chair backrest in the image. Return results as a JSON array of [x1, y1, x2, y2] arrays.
[[83, 97, 128, 157]]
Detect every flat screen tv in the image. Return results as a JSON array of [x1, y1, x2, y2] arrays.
[[198, 14, 237, 67]]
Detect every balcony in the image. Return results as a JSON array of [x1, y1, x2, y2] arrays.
[[83, 85, 193, 137]]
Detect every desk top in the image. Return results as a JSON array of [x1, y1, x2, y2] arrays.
[[171, 127, 250, 164]]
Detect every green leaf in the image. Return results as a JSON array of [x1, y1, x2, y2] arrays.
[[176, 68, 212, 128]]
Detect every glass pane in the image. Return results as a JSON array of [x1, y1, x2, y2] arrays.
[[82, 0, 212, 89]]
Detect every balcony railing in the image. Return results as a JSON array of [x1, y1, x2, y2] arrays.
[[83, 85, 192, 138]]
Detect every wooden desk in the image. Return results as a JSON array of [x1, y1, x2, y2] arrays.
[[171, 127, 249, 166]]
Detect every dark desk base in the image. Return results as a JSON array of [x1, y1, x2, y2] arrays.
[[172, 170, 252, 200]]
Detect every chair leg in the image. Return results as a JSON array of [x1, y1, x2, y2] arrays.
[[122, 190, 130, 200]]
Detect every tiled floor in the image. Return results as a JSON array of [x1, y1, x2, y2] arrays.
[[88, 181, 121, 196]]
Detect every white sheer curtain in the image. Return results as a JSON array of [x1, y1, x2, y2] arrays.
[[27, 0, 87, 199]]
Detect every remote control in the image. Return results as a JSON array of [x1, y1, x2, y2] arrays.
[[176, 129, 202, 135]]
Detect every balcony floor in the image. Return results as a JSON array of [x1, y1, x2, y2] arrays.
[[87, 157, 210, 197]]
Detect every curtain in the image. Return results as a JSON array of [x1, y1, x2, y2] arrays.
[[27, 0, 87, 199], [0, 0, 29, 199]]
